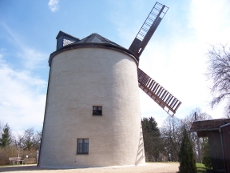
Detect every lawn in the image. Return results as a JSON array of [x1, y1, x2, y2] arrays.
[[196, 163, 206, 173]]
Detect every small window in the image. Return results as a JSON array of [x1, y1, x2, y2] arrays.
[[93, 106, 102, 116], [77, 139, 89, 154]]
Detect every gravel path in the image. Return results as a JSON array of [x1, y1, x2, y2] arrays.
[[0, 162, 179, 173]]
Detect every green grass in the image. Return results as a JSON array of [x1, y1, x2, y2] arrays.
[[196, 163, 206, 173]]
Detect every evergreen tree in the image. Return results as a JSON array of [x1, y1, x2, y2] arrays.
[[202, 138, 212, 169], [0, 124, 11, 147], [178, 127, 197, 173], [142, 117, 162, 161]]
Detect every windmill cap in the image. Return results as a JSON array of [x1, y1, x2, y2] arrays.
[[50, 31, 138, 66]]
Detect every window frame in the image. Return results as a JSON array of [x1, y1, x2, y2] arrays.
[[77, 138, 89, 155], [92, 106, 102, 116]]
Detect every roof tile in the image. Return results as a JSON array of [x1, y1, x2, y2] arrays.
[[190, 118, 230, 132]]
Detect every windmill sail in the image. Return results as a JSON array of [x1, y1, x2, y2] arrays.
[[138, 68, 181, 116], [129, 2, 168, 60]]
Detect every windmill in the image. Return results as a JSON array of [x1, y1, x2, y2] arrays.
[[38, 2, 181, 168], [55, 2, 181, 116], [129, 2, 181, 116]]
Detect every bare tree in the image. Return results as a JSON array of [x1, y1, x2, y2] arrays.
[[183, 108, 212, 163], [16, 128, 41, 151], [206, 44, 230, 118], [160, 109, 211, 164], [0, 122, 2, 137], [183, 108, 212, 128], [161, 116, 183, 161]]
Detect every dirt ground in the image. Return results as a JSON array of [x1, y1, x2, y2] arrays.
[[0, 162, 179, 173]]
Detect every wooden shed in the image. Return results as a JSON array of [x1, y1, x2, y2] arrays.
[[220, 123, 230, 173], [190, 119, 230, 173]]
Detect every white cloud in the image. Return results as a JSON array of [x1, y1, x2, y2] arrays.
[[110, 0, 230, 124], [0, 24, 48, 134], [17, 48, 47, 70], [48, 0, 59, 12], [189, 0, 230, 44], [0, 55, 47, 135], [2, 23, 48, 70]]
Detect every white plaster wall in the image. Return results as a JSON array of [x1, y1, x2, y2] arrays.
[[39, 47, 145, 167]]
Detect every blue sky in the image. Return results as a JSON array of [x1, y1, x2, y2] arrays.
[[1, 0, 230, 135]]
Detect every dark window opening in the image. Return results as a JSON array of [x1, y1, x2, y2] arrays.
[[93, 106, 102, 116], [77, 138, 89, 154]]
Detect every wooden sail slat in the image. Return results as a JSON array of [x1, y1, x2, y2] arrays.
[[138, 68, 181, 116]]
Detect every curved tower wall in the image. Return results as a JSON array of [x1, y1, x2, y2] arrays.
[[39, 47, 144, 167]]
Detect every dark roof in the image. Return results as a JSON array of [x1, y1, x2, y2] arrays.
[[56, 31, 123, 48], [77, 33, 123, 47], [56, 31, 80, 41], [50, 31, 137, 66], [190, 118, 230, 132]]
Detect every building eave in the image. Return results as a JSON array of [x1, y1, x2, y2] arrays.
[[48, 42, 139, 67]]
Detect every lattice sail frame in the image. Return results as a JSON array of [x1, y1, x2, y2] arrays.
[[129, 2, 169, 59], [138, 68, 181, 116]]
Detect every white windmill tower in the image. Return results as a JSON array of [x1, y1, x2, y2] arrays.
[[38, 2, 181, 168]]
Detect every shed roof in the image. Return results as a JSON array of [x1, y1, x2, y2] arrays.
[[190, 118, 230, 132]]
